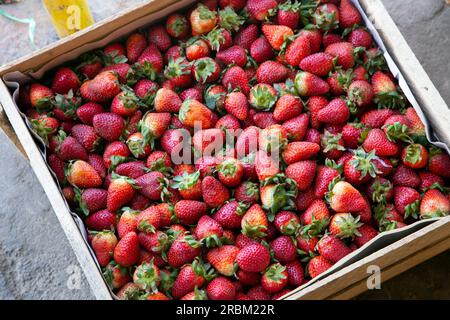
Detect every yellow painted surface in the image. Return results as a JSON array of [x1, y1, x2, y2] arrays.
[[42, 0, 95, 38]]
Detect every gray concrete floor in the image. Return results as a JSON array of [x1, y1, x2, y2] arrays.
[[0, 0, 449, 299]]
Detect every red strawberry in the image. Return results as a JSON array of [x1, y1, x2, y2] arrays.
[[329, 212, 363, 239], [172, 170, 202, 200], [308, 255, 333, 278], [246, 0, 278, 21], [348, 28, 373, 49], [51, 67, 80, 94], [354, 224, 379, 247], [261, 263, 288, 293], [117, 208, 139, 238], [271, 235, 297, 263], [420, 189, 450, 218], [286, 160, 317, 191], [371, 71, 405, 109], [107, 174, 136, 212], [394, 186, 420, 218], [92, 231, 117, 267], [167, 233, 202, 268], [224, 91, 249, 121], [234, 24, 259, 50], [255, 150, 280, 181], [179, 99, 214, 129], [141, 112, 172, 142], [202, 175, 230, 208], [216, 45, 247, 67], [186, 38, 210, 61], [344, 149, 380, 185], [313, 162, 341, 198], [284, 35, 311, 67], [67, 160, 102, 188], [363, 128, 399, 157], [103, 141, 130, 169], [342, 122, 368, 149], [282, 113, 309, 141], [329, 181, 367, 213], [323, 32, 343, 48], [235, 181, 260, 205], [207, 245, 239, 276], [190, 4, 217, 35], [299, 29, 322, 53], [80, 71, 121, 103], [148, 24, 172, 52], [93, 112, 125, 142], [277, 1, 301, 29], [325, 42, 356, 70], [132, 261, 161, 293], [222, 65, 250, 95], [135, 171, 166, 201], [206, 276, 236, 300], [165, 13, 190, 39], [70, 124, 100, 153], [285, 260, 305, 287], [206, 27, 233, 51], [174, 200, 208, 225], [401, 143, 428, 169], [317, 98, 350, 125], [250, 36, 275, 64], [300, 53, 334, 77], [164, 57, 192, 88], [347, 80, 374, 111], [262, 24, 294, 51], [194, 215, 224, 247], [273, 94, 302, 122], [217, 157, 244, 187], [236, 243, 270, 272], [136, 206, 161, 233], [367, 177, 394, 203], [76, 102, 104, 125], [171, 260, 210, 298], [282, 142, 320, 164], [392, 164, 420, 188], [294, 71, 330, 96], [428, 149, 450, 178], [126, 33, 147, 64], [361, 109, 396, 128], [114, 231, 140, 267], [321, 130, 345, 160], [317, 235, 351, 263], [104, 263, 132, 291], [419, 172, 445, 192], [191, 57, 220, 84], [241, 204, 269, 239], [137, 44, 164, 80], [313, 3, 339, 31], [256, 61, 289, 84], [75, 188, 107, 216], [339, 0, 362, 29]]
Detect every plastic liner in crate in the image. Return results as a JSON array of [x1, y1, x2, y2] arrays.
[[2, 0, 449, 298]]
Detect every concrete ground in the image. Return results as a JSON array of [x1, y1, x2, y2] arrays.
[[0, 0, 449, 299]]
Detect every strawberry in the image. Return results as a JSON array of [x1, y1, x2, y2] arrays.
[[277, 0, 301, 29], [392, 164, 420, 188], [132, 260, 161, 293], [342, 122, 368, 149], [301, 199, 330, 236], [300, 53, 334, 77], [367, 177, 394, 203], [193, 128, 225, 153], [256, 61, 290, 85], [216, 45, 247, 67], [261, 263, 288, 293], [148, 24, 172, 52], [246, 285, 271, 300], [419, 172, 445, 192], [348, 28, 373, 49], [179, 99, 214, 129], [313, 3, 339, 31], [51, 67, 80, 94], [180, 288, 208, 300], [186, 38, 210, 61], [206, 27, 233, 51], [107, 174, 136, 212], [339, 0, 362, 29], [70, 124, 100, 153], [174, 200, 208, 225], [294, 71, 330, 97], [325, 42, 357, 70], [29, 83, 53, 111], [217, 157, 244, 187], [140, 112, 172, 144], [308, 255, 333, 278], [75, 187, 107, 216], [323, 32, 343, 48], [76, 102, 104, 125], [347, 80, 374, 112], [321, 130, 345, 160], [76, 53, 103, 79], [104, 263, 132, 291], [117, 208, 139, 238], [224, 91, 249, 121], [282, 142, 320, 165], [136, 206, 161, 233], [167, 233, 202, 268], [344, 149, 380, 185], [206, 276, 236, 300], [235, 181, 260, 205], [363, 128, 399, 157], [371, 71, 405, 109], [91, 231, 118, 267], [273, 94, 302, 122], [428, 148, 450, 178], [172, 170, 202, 200], [249, 84, 278, 111], [246, 0, 278, 21], [241, 204, 269, 238], [30, 115, 59, 144], [328, 181, 367, 213], [114, 231, 140, 267], [255, 150, 280, 181], [67, 160, 102, 188], [164, 57, 192, 88], [317, 235, 351, 263], [234, 24, 259, 51], [191, 58, 220, 85], [296, 234, 318, 255], [80, 71, 121, 103], [401, 143, 428, 169], [361, 109, 396, 128], [194, 215, 224, 247], [236, 243, 270, 272], [171, 260, 211, 298], [202, 175, 230, 208], [126, 132, 151, 158], [282, 113, 309, 141], [126, 33, 147, 64], [317, 98, 350, 125], [273, 210, 299, 236], [222, 65, 250, 95], [286, 35, 313, 69], [271, 235, 297, 263], [285, 261, 304, 287], [286, 160, 317, 191], [250, 36, 275, 64], [190, 4, 217, 35], [135, 171, 167, 201], [137, 44, 164, 80], [262, 24, 294, 51], [329, 213, 363, 239], [116, 282, 140, 300], [327, 68, 353, 96], [420, 189, 450, 218], [394, 186, 420, 218], [103, 141, 130, 169], [92, 112, 125, 142], [207, 245, 239, 276], [165, 13, 190, 39], [314, 161, 341, 198], [103, 43, 126, 62], [404, 107, 426, 140], [354, 224, 379, 247]]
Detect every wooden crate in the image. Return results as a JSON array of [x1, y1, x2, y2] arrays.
[[0, 0, 449, 300]]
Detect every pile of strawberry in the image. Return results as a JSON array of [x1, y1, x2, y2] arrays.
[[18, 0, 450, 300]]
